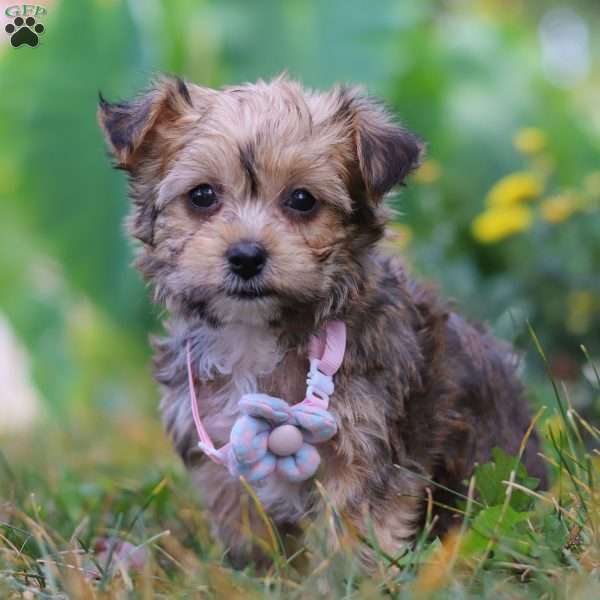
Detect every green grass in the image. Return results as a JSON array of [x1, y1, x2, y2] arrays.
[[2, 366, 600, 599]]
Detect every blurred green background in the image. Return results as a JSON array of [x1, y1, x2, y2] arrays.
[[0, 0, 598, 432]]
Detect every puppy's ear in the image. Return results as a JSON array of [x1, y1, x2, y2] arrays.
[[337, 87, 424, 201], [98, 76, 194, 170]]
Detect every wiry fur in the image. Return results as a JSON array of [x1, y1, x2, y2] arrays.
[[98, 75, 546, 568]]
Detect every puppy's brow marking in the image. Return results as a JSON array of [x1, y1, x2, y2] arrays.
[[239, 142, 259, 196]]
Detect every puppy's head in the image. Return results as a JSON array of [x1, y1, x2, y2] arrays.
[[98, 75, 422, 326]]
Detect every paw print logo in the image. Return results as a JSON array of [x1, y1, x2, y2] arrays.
[[5, 16, 45, 48]]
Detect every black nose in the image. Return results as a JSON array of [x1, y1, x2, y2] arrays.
[[227, 241, 267, 280]]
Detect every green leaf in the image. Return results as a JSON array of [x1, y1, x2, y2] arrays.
[[461, 505, 531, 558], [474, 447, 539, 512], [542, 512, 568, 553]]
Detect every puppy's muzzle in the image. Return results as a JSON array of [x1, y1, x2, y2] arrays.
[[226, 241, 267, 281]]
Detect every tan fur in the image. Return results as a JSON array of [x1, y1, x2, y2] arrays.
[[98, 75, 545, 569]]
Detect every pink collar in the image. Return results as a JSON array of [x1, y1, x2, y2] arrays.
[[186, 321, 347, 465]]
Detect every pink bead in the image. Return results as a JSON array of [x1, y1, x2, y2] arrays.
[[267, 424, 303, 457]]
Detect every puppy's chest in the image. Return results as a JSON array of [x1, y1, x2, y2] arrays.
[[200, 335, 310, 519], [258, 353, 308, 405], [202, 349, 308, 439]]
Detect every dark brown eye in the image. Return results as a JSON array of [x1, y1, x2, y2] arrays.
[[286, 188, 317, 213], [188, 184, 218, 210]]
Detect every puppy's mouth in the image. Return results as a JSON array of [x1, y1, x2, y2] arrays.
[[224, 283, 275, 300]]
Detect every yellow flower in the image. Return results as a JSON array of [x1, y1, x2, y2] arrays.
[[540, 193, 578, 223], [513, 128, 547, 154], [486, 172, 543, 208], [471, 206, 533, 243], [413, 159, 442, 185]]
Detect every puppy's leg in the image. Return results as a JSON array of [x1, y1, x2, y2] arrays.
[[349, 489, 422, 569], [319, 454, 424, 568], [189, 458, 301, 569]]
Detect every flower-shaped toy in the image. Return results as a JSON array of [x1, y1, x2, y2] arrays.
[[228, 393, 337, 481], [187, 321, 346, 483]]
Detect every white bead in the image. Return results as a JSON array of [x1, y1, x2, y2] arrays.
[[267, 424, 303, 457]]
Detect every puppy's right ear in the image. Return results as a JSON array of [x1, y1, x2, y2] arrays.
[[97, 76, 194, 171]]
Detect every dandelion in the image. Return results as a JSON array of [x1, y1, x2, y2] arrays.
[[540, 193, 578, 223], [471, 206, 533, 243], [513, 127, 547, 154], [413, 159, 442, 185], [486, 172, 543, 208]]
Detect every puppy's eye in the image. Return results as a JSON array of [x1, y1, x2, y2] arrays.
[[188, 184, 218, 210], [286, 188, 317, 213]]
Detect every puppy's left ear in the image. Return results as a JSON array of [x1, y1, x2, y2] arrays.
[[338, 87, 424, 201], [98, 76, 194, 171]]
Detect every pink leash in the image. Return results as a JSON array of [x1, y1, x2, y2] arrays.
[[186, 321, 347, 466], [186, 342, 215, 451]]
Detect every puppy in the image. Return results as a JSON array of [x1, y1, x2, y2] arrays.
[[98, 75, 546, 567]]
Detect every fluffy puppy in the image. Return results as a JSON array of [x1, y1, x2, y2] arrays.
[[98, 75, 546, 567]]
